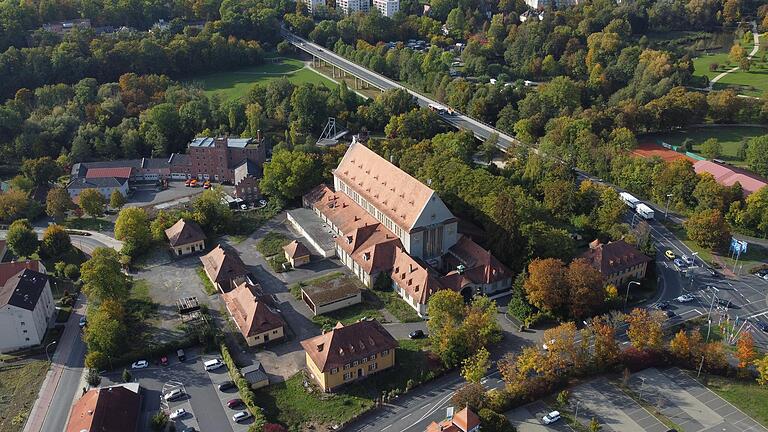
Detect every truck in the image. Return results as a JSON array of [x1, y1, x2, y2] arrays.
[[619, 192, 640, 209], [636, 203, 655, 220]]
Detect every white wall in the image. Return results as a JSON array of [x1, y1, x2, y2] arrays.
[[0, 281, 53, 352]]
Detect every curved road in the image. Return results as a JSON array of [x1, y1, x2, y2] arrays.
[[0, 228, 123, 432]]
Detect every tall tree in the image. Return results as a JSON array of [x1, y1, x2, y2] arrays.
[[461, 347, 490, 383], [41, 224, 71, 257], [524, 258, 567, 315], [592, 316, 619, 368], [46, 187, 74, 222], [109, 190, 127, 209], [21, 156, 61, 186], [6, 219, 38, 258], [78, 189, 106, 218], [80, 247, 130, 303], [565, 258, 605, 319], [736, 331, 757, 369], [114, 207, 151, 257], [684, 208, 731, 251], [260, 149, 322, 200], [625, 307, 665, 350]]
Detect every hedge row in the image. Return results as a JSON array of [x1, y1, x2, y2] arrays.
[[220, 343, 267, 432]]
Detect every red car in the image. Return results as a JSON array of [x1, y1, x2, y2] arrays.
[[227, 398, 243, 409], [159, 356, 168, 366]]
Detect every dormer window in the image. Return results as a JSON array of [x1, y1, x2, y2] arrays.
[[347, 236, 353, 244], [363, 252, 371, 261]]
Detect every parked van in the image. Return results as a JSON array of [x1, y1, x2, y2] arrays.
[[177, 349, 186, 362], [163, 389, 184, 401], [204, 358, 224, 371]]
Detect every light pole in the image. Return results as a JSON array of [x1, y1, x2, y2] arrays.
[[691, 252, 699, 267], [574, 399, 581, 420], [45, 341, 57, 362], [664, 193, 673, 220], [625, 281, 641, 308]]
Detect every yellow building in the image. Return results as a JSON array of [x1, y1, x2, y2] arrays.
[[580, 239, 652, 288], [165, 218, 206, 256], [300, 320, 398, 392], [222, 282, 285, 346]]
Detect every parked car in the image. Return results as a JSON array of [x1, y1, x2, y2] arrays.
[[716, 299, 732, 308], [78, 316, 87, 328], [233, 411, 251, 423], [408, 330, 425, 339], [673, 258, 686, 268], [159, 356, 168, 366], [652, 301, 670, 310], [666, 310, 676, 319], [664, 250, 675, 260], [218, 381, 236, 391], [177, 349, 186, 362], [756, 322, 768, 333], [163, 389, 184, 401], [227, 398, 244, 409], [675, 294, 694, 303], [184, 179, 192, 187], [542, 411, 561, 425], [681, 254, 693, 265], [204, 358, 224, 371], [170, 409, 187, 420], [131, 360, 148, 369]]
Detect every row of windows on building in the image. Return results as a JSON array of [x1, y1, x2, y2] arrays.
[[339, 180, 405, 239], [343, 363, 378, 380], [329, 349, 389, 374]]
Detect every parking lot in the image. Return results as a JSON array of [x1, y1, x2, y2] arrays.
[[570, 377, 667, 432], [102, 348, 235, 432], [506, 400, 574, 432], [630, 368, 768, 432], [206, 363, 254, 431]]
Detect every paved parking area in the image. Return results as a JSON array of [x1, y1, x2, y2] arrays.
[[165, 380, 201, 432], [631, 368, 768, 432], [206, 362, 253, 431], [101, 348, 233, 432], [506, 400, 574, 432], [570, 377, 667, 432], [127, 181, 207, 207]]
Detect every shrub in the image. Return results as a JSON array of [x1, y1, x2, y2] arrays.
[[86, 368, 102, 387], [220, 343, 267, 429], [64, 263, 80, 280], [150, 411, 168, 432], [709, 62, 719, 71]]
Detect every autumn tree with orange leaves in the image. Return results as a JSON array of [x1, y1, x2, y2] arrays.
[[524, 258, 567, 315], [592, 316, 620, 368], [736, 331, 757, 370], [625, 308, 665, 350], [565, 258, 605, 319]]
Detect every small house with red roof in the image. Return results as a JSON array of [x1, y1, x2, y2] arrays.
[[426, 407, 481, 432], [283, 240, 311, 268], [222, 282, 285, 346]]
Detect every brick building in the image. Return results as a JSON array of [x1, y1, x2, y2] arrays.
[[187, 137, 266, 183]]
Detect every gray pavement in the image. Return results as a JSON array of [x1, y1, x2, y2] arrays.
[[205, 363, 252, 431], [570, 378, 667, 432], [126, 181, 205, 208], [506, 401, 574, 432], [631, 368, 768, 432]]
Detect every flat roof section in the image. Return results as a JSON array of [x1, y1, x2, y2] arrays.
[[301, 277, 361, 308], [286, 208, 337, 258]]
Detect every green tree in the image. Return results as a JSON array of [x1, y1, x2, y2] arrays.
[[64, 263, 80, 280], [122, 368, 132, 383], [191, 188, 233, 233], [589, 417, 602, 432], [78, 189, 106, 218], [595, 187, 626, 234], [21, 156, 61, 186], [625, 308, 665, 350], [478, 408, 515, 432], [260, 149, 322, 200], [41, 224, 71, 257], [729, 43, 746, 64], [684, 208, 731, 251], [84, 300, 126, 358], [0, 190, 38, 222], [746, 135, 768, 177], [86, 367, 102, 386], [7, 219, 38, 258], [461, 347, 490, 383], [114, 207, 151, 257], [756, 354, 768, 386], [150, 210, 178, 242], [150, 411, 169, 432], [700, 138, 722, 160], [46, 187, 74, 222], [109, 190, 127, 209], [80, 247, 130, 303]]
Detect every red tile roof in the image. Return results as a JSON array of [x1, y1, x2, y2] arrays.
[[580, 239, 651, 277], [165, 218, 206, 247], [200, 245, 249, 292], [447, 236, 512, 285], [222, 283, 284, 337], [391, 248, 443, 305], [85, 167, 134, 179], [65, 384, 140, 432], [300, 320, 398, 373], [0, 261, 40, 287], [283, 240, 311, 259], [426, 407, 481, 432]]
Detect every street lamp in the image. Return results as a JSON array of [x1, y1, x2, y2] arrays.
[[45, 341, 57, 362], [664, 193, 673, 220], [625, 281, 641, 308]]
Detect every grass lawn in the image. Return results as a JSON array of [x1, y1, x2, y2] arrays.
[[0, 360, 50, 432], [692, 37, 768, 96], [193, 57, 338, 101], [645, 126, 768, 166], [254, 338, 443, 430], [195, 267, 218, 295], [256, 232, 290, 257], [227, 200, 284, 242], [661, 220, 768, 272], [63, 217, 114, 232], [701, 375, 768, 428], [372, 290, 423, 323], [311, 289, 385, 329]]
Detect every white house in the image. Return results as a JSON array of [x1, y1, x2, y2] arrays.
[[372, 0, 399, 17], [0, 262, 54, 352]]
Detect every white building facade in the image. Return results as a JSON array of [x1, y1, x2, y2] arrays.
[[372, 0, 399, 17], [0, 268, 54, 352]]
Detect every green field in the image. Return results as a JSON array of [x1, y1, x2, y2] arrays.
[[704, 375, 768, 428], [0, 361, 50, 432], [192, 57, 338, 101], [647, 126, 768, 165], [692, 37, 768, 96]]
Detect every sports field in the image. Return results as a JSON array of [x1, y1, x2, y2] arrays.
[[192, 57, 337, 101], [644, 126, 768, 166]]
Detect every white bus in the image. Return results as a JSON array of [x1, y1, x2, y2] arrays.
[[636, 203, 655, 220], [619, 192, 640, 209], [428, 103, 446, 114]]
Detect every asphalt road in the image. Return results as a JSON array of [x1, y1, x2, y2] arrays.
[[283, 31, 524, 150]]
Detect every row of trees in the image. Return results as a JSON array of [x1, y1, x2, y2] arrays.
[[4, 220, 73, 260]]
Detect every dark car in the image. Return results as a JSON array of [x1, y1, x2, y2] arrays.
[[653, 301, 670, 310], [666, 310, 676, 318], [227, 398, 244, 409], [408, 329, 425, 339], [757, 322, 768, 333], [218, 381, 236, 391], [177, 349, 185, 362], [707, 268, 721, 278], [716, 299, 732, 308]]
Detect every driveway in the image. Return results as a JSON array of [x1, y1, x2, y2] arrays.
[[506, 401, 574, 432]]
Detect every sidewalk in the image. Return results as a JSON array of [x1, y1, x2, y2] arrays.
[[23, 294, 86, 432]]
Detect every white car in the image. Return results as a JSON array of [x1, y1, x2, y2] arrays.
[[542, 411, 561, 424], [204, 358, 224, 371], [131, 360, 148, 369], [676, 294, 694, 303], [169, 409, 187, 420], [233, 411, 252, 423], [681, 254, 693, 265], [163, 389, 184, 401]]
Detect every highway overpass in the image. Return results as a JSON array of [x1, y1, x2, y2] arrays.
[[282, 30, 525, 151]]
